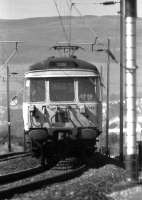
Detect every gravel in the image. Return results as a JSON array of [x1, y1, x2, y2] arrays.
[[0, 156, 39, 175], [9, 164, 127, 200], [1, 153, 142, 200], [107, 185, 142, 200]]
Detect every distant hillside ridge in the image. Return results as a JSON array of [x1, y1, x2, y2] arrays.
[[0, 15, 120, 21], [0, 15, 122, 64], [0, 15, 141, 64], [0, 15, 141, 22]]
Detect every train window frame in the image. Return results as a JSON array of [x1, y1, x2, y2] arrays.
[[24, 78, 46, 103], [49, 77, 75, 102], [78, 77, 100, 102]]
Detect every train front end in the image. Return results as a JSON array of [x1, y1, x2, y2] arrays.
[[23, 57, 102, 162]]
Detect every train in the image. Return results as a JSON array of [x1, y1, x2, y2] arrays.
[[22, 51, 102, 165]]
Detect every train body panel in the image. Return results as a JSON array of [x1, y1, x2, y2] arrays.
[[23, 102, 101, 134]]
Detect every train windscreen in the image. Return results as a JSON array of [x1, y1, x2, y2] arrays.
[[24, 79, 45, 102], [78, 77, 99, 102], [49, 78, 74, 101]]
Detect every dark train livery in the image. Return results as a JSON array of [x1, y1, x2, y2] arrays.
[[23, 55, 102, 164]]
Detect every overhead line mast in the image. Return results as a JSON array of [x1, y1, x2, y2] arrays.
[[125, 0, 138, 182], [0, 41, 23, 152], [119, 0, 124, 162]]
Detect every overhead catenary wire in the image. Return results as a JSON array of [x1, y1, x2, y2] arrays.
[[71, 3, 97, 40], [68, 0, 73, 45], [53, 0, 69, 42], [70, 1, 119, 51]]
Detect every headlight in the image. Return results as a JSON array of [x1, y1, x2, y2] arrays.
[[79, 105, 85, 114]]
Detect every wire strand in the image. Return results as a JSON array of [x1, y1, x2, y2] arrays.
[[53, 0, 69, 42], [72, 3, 98, 41]]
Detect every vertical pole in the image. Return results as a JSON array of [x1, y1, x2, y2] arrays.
[[106, 38, 110, 156], [69, 1, 73, 56], [1, 41, 21, 152], [119, 0, 124, 161], [99, 65, 103, 151], [24, 131, 26, 152], [100, 65, 103, 104], [7, 65, 11, 152], [125, 0, 138, 181]]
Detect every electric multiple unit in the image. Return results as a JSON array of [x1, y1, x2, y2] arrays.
[[23, 56, 102, 164]]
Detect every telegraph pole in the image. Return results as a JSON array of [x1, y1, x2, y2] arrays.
[[0, 41, 23, 152], [96, 38, 118, 156], [125, 0, 138, 181], [7, 64, 11, 152], [106, 38, 110, 156]]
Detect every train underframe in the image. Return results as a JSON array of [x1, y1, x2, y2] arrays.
[[25, 127, 100, 165]]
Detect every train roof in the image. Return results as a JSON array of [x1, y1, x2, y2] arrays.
[[29, 56, 99, 74]]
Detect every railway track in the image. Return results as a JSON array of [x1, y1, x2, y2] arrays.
[[0, 160, 87, 199], [0, 165, 45, 185], [0, 152, 32, 162]]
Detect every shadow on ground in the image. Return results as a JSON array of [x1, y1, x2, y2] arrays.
[[84, 152, 124, 169]]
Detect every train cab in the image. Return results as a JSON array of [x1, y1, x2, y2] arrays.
[[22, 56, 102, 160]]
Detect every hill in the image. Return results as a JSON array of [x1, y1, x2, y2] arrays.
[[0, 16, 142, 97], [0, 16, 121, 64]]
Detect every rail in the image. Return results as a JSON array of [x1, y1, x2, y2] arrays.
[[0, 163, 87, 199]]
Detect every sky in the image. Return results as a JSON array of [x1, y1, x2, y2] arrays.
[[0, 0, 141, 19]]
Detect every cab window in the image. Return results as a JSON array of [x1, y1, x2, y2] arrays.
[[78, 77, 98, 102], [50, 78, 74, 101], [30, 79, 45, 102]]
